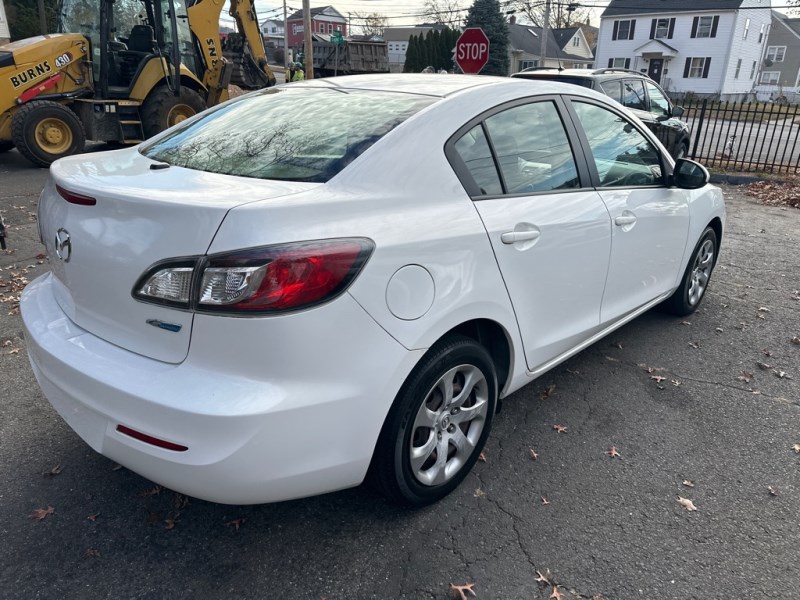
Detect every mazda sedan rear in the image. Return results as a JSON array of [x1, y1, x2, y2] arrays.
[[22, 75, 725, 506]]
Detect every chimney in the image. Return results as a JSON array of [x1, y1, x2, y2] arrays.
[[510, 15, 516, 25]]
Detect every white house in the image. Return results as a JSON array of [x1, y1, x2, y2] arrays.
[[0, 0, 10, 45], [595, 0, 772, 99], [508, 20, 595, 72], [260, 18, 285, 48]]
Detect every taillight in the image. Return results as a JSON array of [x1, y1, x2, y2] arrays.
[[133, 239, 374, 315], [56, 184, 96, 206]]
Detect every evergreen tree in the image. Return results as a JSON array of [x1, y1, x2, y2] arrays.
[[7, 0, 58, 41], [403, 35, 418, 72], [464, 0, 509, 76]]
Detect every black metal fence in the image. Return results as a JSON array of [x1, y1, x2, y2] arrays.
[[672, 98, 800, 173]]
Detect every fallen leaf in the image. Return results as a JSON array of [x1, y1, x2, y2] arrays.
[[535, 570, 554, 585], [774, 370, 792, 379], [164, 515, 178, 530], [606, 446, 621, 458], [677, 497, 697, 512], [1, 340, 10, 347], [478, 451, 486, 462], [541, 496, 550, 505], [539, 384, 556, 400], [84, 548, 100, 558], [682, 480, 695, 488], [473, 488, 485, 498], [86, 513, 99, 522], [550, 586, 564, 600], [792, 444, 800, 454], [140, 485, 162, 497], [30, 506, 55, 521], [111, 463, 123, 471], [650, 375, 666, 383], [762, 348, 773, 357], [553, 424, 567, 434], [226, 518, 245, 531], [565, 368, 581, 375], [43, 464, 63, 476], [757, 314, 766, 320], [35, 253, 46, 260], [715, 327, 724, 333], [172, 493, 190, 510], [758, 306, 771, 312], [757, 361, 771, 370], [791, 336, 800, 345], [605, 356, 619, 362], [529, 448, 539, 461], [613, 341, 624, 349], [671, 379, 681, 387], [737, 371, 754, 383], [449, 583, 476, 600], [8, 348, 20, 354], [680, 320, 691, 325], [768, 486, 779, 496], [688, 341, 700, 349]]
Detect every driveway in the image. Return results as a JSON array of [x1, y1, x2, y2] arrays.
[[1, 149, 798, 599]]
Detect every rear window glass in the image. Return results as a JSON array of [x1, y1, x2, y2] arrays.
[[140, 87, 437, 182]]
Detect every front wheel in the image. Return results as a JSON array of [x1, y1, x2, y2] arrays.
[[141, 85, 206, 139], [369, 335, 497, 506], [11, 101, 86, 167], [662, 227, 718, 316]]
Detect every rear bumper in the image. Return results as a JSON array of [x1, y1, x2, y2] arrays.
[[22, 273, 422, 504]]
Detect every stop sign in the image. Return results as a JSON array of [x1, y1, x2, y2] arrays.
[[455, 28, 490, 74]]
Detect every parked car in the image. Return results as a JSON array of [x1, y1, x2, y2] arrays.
[[512, 67, 691, 159], [22, 75, 724, 506]]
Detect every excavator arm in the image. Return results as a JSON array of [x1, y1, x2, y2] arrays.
[[186, 0, 275, 106]]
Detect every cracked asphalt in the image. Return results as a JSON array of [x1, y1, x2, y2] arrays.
[[1, 147, 798, 600]]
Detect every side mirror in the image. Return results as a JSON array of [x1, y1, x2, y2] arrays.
[[671, 105, 685, 118], [672, 158, 709, 189]]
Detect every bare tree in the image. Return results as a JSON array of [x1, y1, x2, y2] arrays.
[[352, 12, 388, 38], [420, 0, 465, 28], [510, 0, 593, 29]]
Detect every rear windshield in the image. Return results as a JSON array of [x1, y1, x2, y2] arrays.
[[140, 87, 437, 182]]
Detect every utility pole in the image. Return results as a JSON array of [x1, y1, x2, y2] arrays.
[[38, 0, 48, 35], [303, 0, 314, 78], [283, 0, 288, 69], [539, 0, 550, 68]]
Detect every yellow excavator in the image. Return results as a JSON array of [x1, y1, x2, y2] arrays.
[[0, 0, 275, 167]]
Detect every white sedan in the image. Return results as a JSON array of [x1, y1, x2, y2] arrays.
[[22, 74, 725, 506]]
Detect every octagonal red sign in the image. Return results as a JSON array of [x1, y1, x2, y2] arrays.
[[456, 28, 490, 74]]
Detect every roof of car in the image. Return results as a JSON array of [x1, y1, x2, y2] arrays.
[[286, 73, 581, 98], [514, 67, 651, 80]]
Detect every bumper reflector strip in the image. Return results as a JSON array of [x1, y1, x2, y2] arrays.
[[116, 424, 189, 452]]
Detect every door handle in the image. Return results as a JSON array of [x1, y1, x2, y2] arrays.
[[614, 215, 637, 226], [501, 230, 541, 244]]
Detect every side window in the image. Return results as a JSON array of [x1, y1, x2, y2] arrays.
[[454, 125, 503, 196], [483, 101, 580, 194], [599, 80, 623, 104], [572, 101, 663, 187], [645, 82, 670, 117], [621, 79, 647, 111]]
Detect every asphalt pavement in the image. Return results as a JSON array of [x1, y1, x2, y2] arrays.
[[1, 147, 798, 600]]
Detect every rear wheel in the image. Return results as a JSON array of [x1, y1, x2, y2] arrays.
[[11, 101, 86, 167], [662, 227, 718, 316], [141, 85, 206, 139], [369, 335, 497, 506]]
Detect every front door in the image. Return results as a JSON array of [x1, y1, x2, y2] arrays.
[[648, 58, 664, 83]]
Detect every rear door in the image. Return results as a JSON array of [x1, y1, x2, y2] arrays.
[[449, 98, 611, 371]]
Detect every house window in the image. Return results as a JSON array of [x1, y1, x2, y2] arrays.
[[743, 18, 750, 40], [750, 61, 757, 79], [692, 16, 718, 38], [572, 37, 580, 47], [734, 58, 742, 79], [608, 57, 631, 69], [612, 19, 635, 41], [766, 46, 786, 62], [519, 60, 539, 71], [654, 18, 670, 39], [760, 71, 780, 84], [684, 57, 711, 79], [759, 23, 765, 43]]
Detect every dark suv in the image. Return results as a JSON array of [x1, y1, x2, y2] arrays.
[[512, 68, 690, 159]]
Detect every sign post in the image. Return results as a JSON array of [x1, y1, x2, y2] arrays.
[[455, 28, 490, 74]]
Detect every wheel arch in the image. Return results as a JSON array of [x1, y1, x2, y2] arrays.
[[707, 216, 723, 266]]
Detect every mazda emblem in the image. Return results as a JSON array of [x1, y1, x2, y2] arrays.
[[55, 228, 72, 262]]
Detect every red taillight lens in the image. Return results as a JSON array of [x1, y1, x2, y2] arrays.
[[198, 239, 374, 313], [116, 425, 188, 452], [56, 184, 96, 206]]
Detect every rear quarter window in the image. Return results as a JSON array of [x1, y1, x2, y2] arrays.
[[140, 88, 438, 182]]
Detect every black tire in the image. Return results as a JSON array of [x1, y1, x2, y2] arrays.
[[11, 100, 86, 168], [662, 227, 718, 316], [369, 335, 497, 506], [0, 141, 13, 153], [141, 85, 206, 139]]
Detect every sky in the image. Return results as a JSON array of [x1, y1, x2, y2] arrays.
[[222, 1, 798, 32]]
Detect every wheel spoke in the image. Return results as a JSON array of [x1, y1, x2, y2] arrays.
[[449, 427, 476, 457], [413, 405, 438, 430], [438, 376, 455, 408], [450, 397, 488, 425], [410, 432, 436, 474], [429, 438, 450, 485]]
